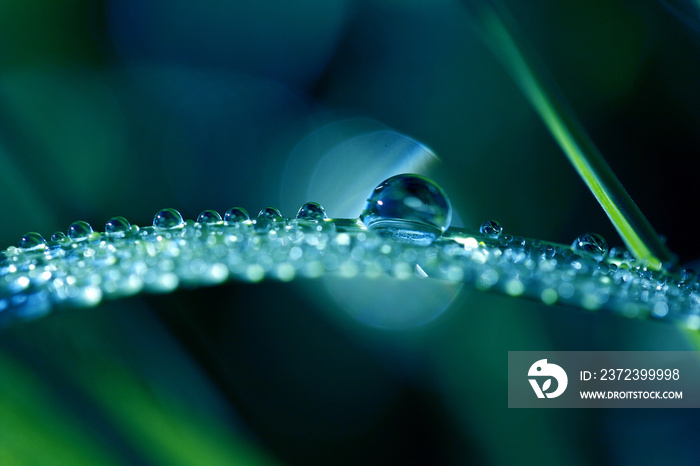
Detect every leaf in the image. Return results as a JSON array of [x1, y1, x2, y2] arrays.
[[541, 378, 552, 392], [1, 215, 698, 329]]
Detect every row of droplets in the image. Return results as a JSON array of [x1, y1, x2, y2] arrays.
[[14, 202, 329, 252], [15, 211, 609, 264], [153, 202, 328, 228], [477, 219, 609, 262], [12, 173, 609, 262]]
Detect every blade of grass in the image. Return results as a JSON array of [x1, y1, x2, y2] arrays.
[[0, 350, 121, 465], [464, 0, 676, 271]]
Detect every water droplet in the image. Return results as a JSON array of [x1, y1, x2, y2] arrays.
[[196, 210, 222, 224], [51, 231, 68, 243], [480, 220, 503, 238], [360, 174, 451, 245], [510, 236, 526, 247], [572, 233, 608, 262], [153, 208, 185, 229], [543, 244, 556, 258], [105, 216, 132, 237], [679, 268, 697, 288], [257, 207, 283, 221], [296, 202, 327, 220], [224, 207, 250, 223], [18, 232, 46, 250], [68, 221, 94, 240]]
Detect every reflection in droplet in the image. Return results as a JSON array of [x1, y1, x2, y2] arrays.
[[296, 202, 327, 220], [153, 208, 185, 229], [360, 174, 451, 245], [105, 216, 131, 237], [572, 233, 609, 262], [18, 232, 46, 250], [68, 221, 94, 241], [480, 220, 503, 239], [224, 207, 250, 223], [258, 207, 283, 221], [196, 210, 222, 224]]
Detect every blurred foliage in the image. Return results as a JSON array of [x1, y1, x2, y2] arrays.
[[1, 0, 700, 464]]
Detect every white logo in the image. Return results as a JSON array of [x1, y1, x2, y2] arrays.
[[528, 359, 568, 398]]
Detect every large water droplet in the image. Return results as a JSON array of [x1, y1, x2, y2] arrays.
[[18, 232, 46, 250], [196, 210, 222, 225], [296, 202, 327, 221], [105, 216, 132, 237], [153, 208, 185, 229], [572, 233, 608, 262], [480, 220, 503, 239], [257, 207, 283, 221], [360, 174, 451, 245], [224, 207, 249, 223], [68, 221, 94, 241]]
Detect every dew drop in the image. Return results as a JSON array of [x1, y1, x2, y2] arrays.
[[18, 232, 46, 250], [68, 221, 94, 241], [196, 210, 222, 225], [224, 207, 250, 223], [296, 202, 327, 221], [105, 216, 132, 237], [257, 207, 283, 221], [480, 220, 503, 239], [153, 208, 185, 229], [572, 233, 608, 262], [360, 174, 451, 245], [681, 268, 697, 284], [51, 231, 68, 243]]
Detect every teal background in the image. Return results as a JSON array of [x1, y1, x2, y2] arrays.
[[1, 1, 700, 464]]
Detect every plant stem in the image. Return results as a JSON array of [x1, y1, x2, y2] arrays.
[[464, 0, 676, 270]]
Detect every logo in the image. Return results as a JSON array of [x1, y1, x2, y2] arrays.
[[528, 359, 568, 398]]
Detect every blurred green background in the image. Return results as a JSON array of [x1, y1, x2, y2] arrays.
[[1, 0, 700, 464]]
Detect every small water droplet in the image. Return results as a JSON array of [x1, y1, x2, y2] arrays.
[[105, 216, 132, 237], [296, 202, 327, 220], [543, 244, 556, 258], [572, 233, 608, 262], [18, 232, 46, 250], [153, 208, 185, 229], [68, 221, 94, 241], [224, 207, 250, 223], [680, 268, 697, 287], [480, 220, 503, 238], [360, 174, 451, 245], [497, 234, 509, 243], [51, 231, 68, 243], [510, 236, 525, 247], [196, 210, 222, 224], [257, 207, 283, 221]]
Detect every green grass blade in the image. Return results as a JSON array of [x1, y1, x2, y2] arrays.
[[464, 0, 676, 270], [0, 350, 122, 465]]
